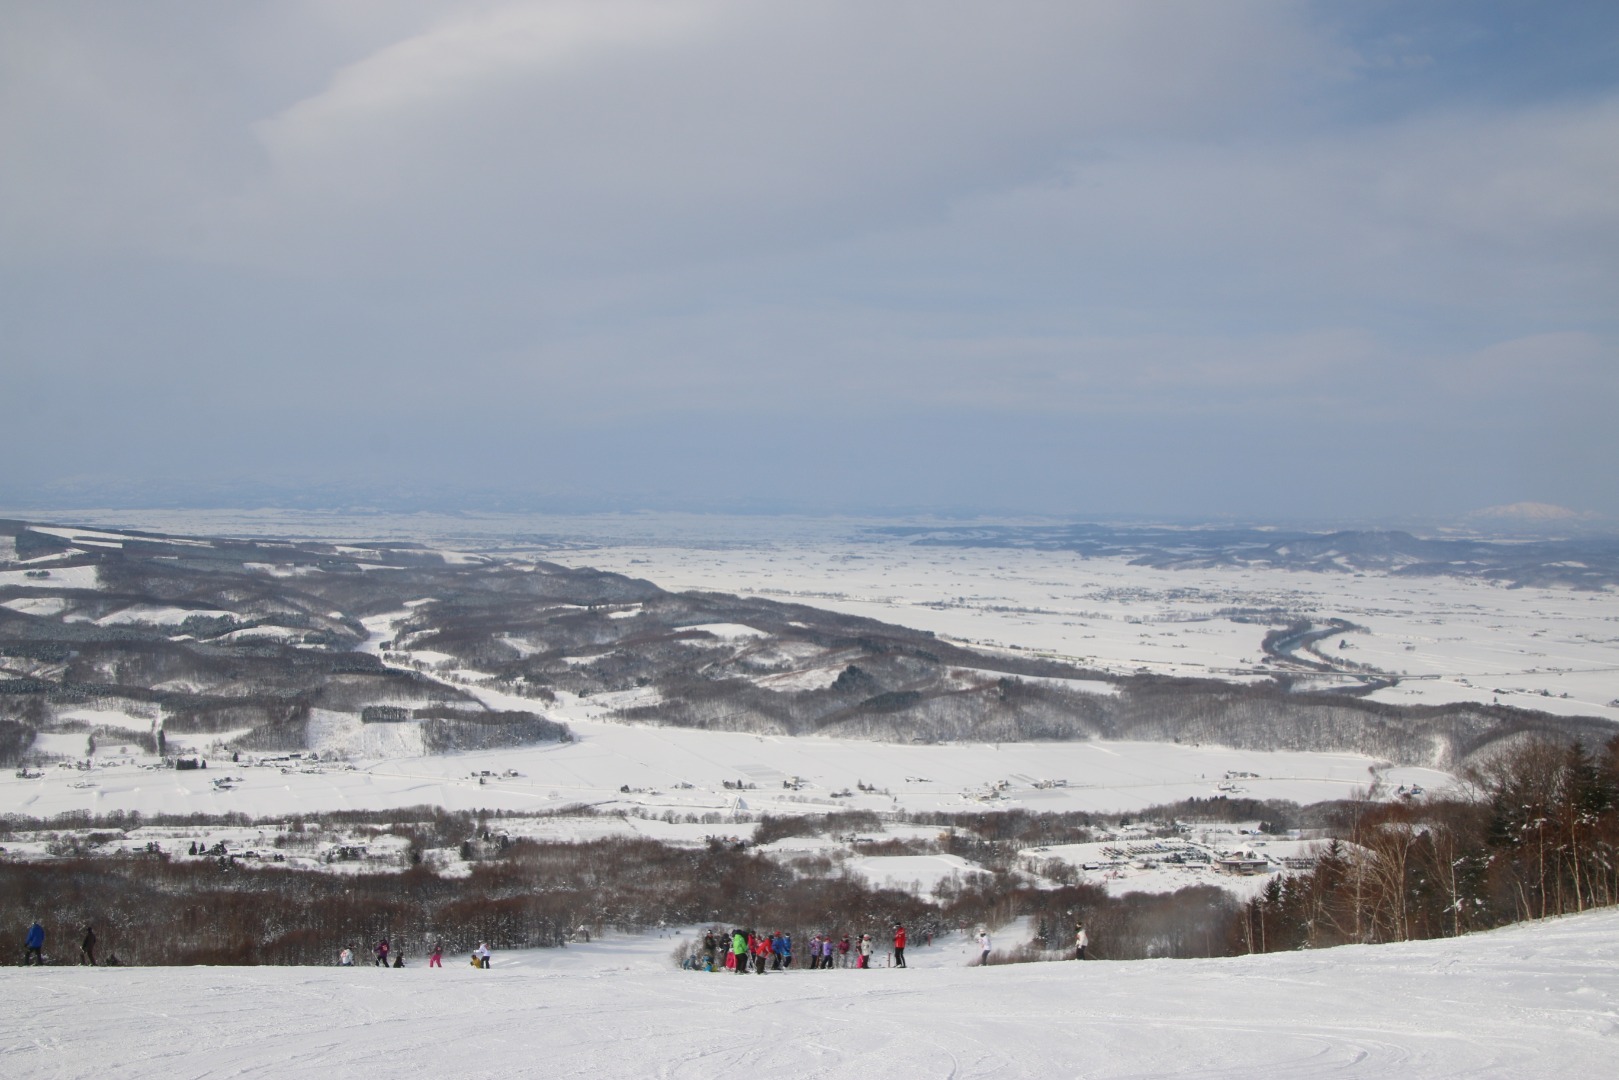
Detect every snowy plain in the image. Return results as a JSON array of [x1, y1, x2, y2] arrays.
[[4, 909, 1618, 1079], [1, 685, 1447, 823]]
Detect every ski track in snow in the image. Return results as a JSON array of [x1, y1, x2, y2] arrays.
[[4, 910, 1619, 1079]]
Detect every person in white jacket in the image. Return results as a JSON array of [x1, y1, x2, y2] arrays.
[[976, 928, 991, 966], [1074, 922, 1089, 961]]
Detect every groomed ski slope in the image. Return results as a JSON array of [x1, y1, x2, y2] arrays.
[[4, 909, 1617, 1079]]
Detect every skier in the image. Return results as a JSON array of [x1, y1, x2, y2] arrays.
[[702, 930, 718, 970], [374, 938, 390, 967], [429, 940, 443, 968], [731, 929, 747, 974], [1074, 922, 1089, 961], [892, 924, 907, 968], [339, 946, 354, 966], [977, 927, 991, 966], [475, 942, 491, 968], [838, 935, 851, 968], [858, 934, 873, 969], [81, 925, 96, 966], [24, 919, 44, 966]]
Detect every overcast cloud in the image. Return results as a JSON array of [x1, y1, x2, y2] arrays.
[[3, 1, 1616, 521]]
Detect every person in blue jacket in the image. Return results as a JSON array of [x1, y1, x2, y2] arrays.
[[25, 920, 45, 965]]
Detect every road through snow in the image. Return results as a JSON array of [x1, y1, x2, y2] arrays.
[[4, 910, 1617, 1079]]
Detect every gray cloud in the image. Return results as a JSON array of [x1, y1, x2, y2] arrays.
[[2, 1, 1615, 520]]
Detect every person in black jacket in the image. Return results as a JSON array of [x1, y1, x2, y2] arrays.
[[81, 925, 96, 966]]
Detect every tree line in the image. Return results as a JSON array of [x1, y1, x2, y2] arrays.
[[1240, 734, 1619, 952]]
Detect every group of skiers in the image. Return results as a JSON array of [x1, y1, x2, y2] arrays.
[[21, 918, 1089, 970], [687, 921, 1091, 972], [337, 939, 487, 968], [20, 920, 105, 966], [695, 924, 916, 972]]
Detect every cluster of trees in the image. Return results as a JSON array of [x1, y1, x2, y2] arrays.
[[1241, 735, 1619, 953]]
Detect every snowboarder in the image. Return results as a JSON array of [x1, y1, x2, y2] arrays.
[[24, 920, 44, 966], [1075, 922, 1089, 961], [892, 924, 907, 967], [81, 925, 96, 966], [977, 927, 991, 965]]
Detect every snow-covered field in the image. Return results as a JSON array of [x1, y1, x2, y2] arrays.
[[1, 688, 1448, 823], [4, 908, 1617, 1079], [560, 536, 1619, 722]]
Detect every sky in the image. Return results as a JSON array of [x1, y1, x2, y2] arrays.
[[2, 1, 1616, 522]]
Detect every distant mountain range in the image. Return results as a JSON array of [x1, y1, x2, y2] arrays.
[[869, 522, 1619, 590]]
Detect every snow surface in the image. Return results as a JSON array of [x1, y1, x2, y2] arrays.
[[682, 622, 769, 640], [1, 596, 68, 617], [847, 852, 985, 893], [0, 697, 1449, 822], [92, 605, 232, 627], [4, 908, 1618, 1079], [0, 565, 100, 590]]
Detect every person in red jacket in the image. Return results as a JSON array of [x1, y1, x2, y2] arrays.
[[753, 931, 770, 974], [892, 924, 907, 967]]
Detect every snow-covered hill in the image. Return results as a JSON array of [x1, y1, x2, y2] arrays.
[[4, 908, 1616, 1079]]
